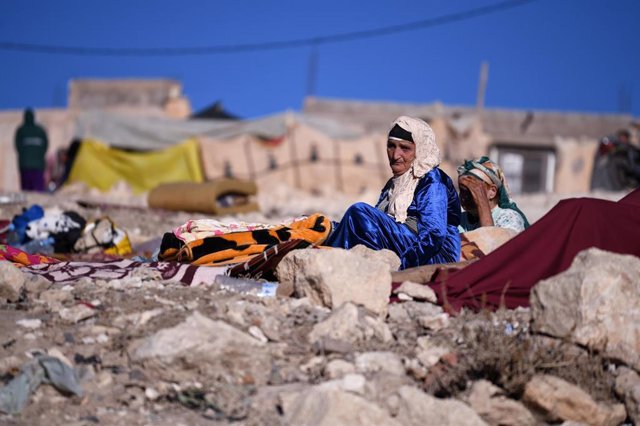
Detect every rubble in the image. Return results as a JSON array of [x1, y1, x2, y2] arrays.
[[531, 248, 640, 370], [0, 193, 637, 424]]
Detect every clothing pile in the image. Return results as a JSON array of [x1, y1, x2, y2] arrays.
[[1, 205, 131, 257]]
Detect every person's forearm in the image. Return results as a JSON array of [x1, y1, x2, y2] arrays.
[[475, 201, 494, 227]]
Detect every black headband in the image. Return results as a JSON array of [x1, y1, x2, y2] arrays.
[[388, 124, 413, 143]]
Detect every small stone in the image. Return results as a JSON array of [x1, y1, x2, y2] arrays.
[[355, 351, 405, 376], [0, 261, 26, 302], [23, 275, 50, 294], [24, 333, 36, 340], [324, 359, 356, 379], [394, 281, 438, 303], [341, 373, 366, 394], [16, 318, 42, 329], [96, 333, 109, 344], [248, 326, 268, 343], [397, 292, 413, 301], [145, 387, 160, 401], [59, 304, 96, 323]]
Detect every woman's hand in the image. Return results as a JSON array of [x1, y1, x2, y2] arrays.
[[459, 175, 494, 227], [459, 175, 488, 204]]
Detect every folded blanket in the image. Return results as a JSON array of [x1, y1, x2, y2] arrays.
[[0, 244, 59, 267], [159, 213, 331, 266]]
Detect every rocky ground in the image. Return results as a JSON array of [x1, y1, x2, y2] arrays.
[[0, 186, 638, 425]]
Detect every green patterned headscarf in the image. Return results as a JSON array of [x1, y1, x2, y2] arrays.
[[457, 156, 530, 228]]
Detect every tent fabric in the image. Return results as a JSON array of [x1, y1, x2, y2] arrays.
[[66, 138, 203, 194], [428, 188, 640, 312], [75, 111, 364, 151]]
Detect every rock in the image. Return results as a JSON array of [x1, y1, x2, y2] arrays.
[[0, 356, 23, 374], [614, 367, 640, 425], [355, 352, 405, 376], [248, 326, 268, 343], [394, 385, 488, 426], [277, 248, 391, 316], [417, 313, 450, 331], [308, 303, 393, 347], [39, 289, 73, 311], [0, 261, 26, 302], [393, 281, 437, 303], [318, 373, 368, 395], [415, 336, 451, 369], [349, 244, 401, 272], [324, 359, 356, 379], [23, 274, 51, 295], [467, 380, 537, 426], [530, 248, 640, 370], [280, 386, 400, 425], [129, 311, 271, 385], [16, 318, 42, 329], [522, 374, 626, 426], [59, 305, 96, 323]]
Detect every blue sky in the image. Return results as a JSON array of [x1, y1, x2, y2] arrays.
[[1, 0, 638, 118]]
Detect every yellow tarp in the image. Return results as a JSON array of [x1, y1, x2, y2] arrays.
[[67, 139, 204, 194]]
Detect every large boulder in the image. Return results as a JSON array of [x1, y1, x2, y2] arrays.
[[128, 311, 271, 385], [523, 374, 626, 426], [394, 386, 487, 426], [349, 244, 401, 272], [530, 248, 640, 370], [276, 248, 391, 316]]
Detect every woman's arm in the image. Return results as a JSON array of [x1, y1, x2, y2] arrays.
[[400, 178, 449, 267]]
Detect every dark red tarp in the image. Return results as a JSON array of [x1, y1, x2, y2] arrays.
[[429, 188, 640, 312]]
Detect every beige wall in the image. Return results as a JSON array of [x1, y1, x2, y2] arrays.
[[553, 136, 598, 193]]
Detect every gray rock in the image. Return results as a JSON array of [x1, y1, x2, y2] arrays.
[[467, 380, 537, 426], [355, 352, 405, 376], [308, 303, 393, 347], [277, 248, 391, 316], [0, 261, 26, 302], [129, 311, 271, 385], [349, 244, 401, 272], [614, 367, 640, 425], [523, 374, 626, 426], [39, 288, 73, 312], [394, 385, 488, 426], [280, 386, 400, 425], [531, 248, 640, 370], [23, 274, 51, 295]]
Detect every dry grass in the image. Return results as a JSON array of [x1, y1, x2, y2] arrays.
[[426, 310, 616, 403]]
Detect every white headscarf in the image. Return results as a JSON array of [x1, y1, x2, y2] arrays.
[[384, 116, 441, 223]]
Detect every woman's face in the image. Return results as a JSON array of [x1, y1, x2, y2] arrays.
[[387, 138, 416, 177]]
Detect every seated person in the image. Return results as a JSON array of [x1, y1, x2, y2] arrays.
[[457, 156, 529, 233], [326, 116, 461, 270]]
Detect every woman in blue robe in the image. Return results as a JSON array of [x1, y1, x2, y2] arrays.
[[326, 116, 461, 270]]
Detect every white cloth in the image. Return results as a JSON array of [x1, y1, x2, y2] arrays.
[[385, 116, 441, 223]]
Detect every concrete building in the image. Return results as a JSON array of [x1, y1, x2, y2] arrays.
[[304, 96, 635, 194]]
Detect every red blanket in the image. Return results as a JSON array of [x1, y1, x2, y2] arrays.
[[429, 189, 640, 312]]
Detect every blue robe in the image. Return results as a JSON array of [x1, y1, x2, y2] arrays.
[[326, 168, 461, 269]]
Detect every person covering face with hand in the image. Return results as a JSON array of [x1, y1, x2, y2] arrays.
[[457, 157, 529, 233]]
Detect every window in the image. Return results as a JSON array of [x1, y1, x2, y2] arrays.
[[491, 146, 555, 194]]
